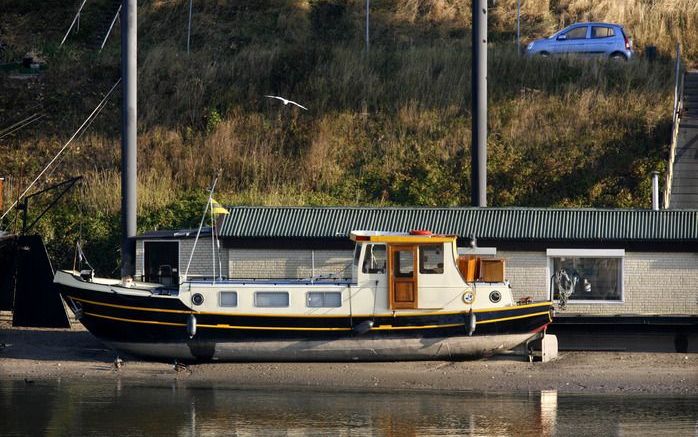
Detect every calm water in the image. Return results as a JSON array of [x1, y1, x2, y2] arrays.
[[1, 379, 697, 436]]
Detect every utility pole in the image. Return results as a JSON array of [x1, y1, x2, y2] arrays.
[[121, 0, 137, 279], [516, 0, 521, 54], [471, 0, 487, 207], [365, 0, 370, 54], [187, 0, 193, 54]]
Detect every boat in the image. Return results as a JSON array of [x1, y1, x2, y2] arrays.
[[54, 230, 553, 361]]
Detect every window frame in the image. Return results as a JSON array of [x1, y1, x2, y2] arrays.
[[563, 25, 589, 40], [394, 249, 415, 278], [306, 291, 343, 308], [546, 249, 625, 304], [591, 26, 614, 39], [362, 243, 387, 274], [219, 291, 238, 308], [419, 244, 445, 275], [254, 291, 290, 308]]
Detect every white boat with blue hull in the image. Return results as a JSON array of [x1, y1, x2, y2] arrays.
[[55, 230, 553, 362]]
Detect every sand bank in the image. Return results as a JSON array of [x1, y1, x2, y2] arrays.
[[1, 325, 696, 394]]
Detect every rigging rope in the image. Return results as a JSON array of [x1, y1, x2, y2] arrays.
[[0, 78, 121, 223], [0, 112, 46, 140]]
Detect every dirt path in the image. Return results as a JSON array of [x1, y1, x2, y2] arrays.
[[1, 326, 696, 394]]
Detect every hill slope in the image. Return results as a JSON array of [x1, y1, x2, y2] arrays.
[[0, 0, 690, 272]]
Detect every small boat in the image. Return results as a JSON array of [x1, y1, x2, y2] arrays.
[[54, 230, 553, 361]]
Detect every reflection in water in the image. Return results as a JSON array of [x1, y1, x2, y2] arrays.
[[540, 389, 557, 436], [1, 379, 697, 436]]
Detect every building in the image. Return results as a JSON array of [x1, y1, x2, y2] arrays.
[[135, 206, 698, 351]]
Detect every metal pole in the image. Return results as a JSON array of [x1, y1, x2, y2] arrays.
[[121, 0, 137, 279], [673, 44, 680, 125], [187, 0, 193, 54], [651, 171, 659, 211], [365, 0, 370, 55], [471, 0, 487, 207], [516, 0, 521, 53]]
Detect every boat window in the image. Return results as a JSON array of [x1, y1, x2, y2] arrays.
[[254, 291, 290, 307], [394, 250, 414, 278], [219, 291, 238, 307], [419, 245, 444, 274], [353, 245, 361, 267], [362, 244, 386, 274], [306, 291, 342, 308]]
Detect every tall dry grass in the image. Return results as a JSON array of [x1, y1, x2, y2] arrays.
[[0, 0, 681, 271]]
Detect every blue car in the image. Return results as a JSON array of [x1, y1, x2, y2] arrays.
[[526, 22, 633, 60]]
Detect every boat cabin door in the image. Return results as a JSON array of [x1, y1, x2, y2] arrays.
[[388, 245, 418, 310]]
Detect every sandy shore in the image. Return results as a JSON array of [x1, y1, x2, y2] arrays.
[[1, 325, 696, 395]]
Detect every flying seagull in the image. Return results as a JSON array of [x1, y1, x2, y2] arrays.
[[265, 95, 308, 111]]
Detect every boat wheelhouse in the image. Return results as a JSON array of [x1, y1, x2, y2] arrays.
[[54, 230, 553, 361]]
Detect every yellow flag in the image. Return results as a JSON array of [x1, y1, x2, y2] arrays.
[[211, 198, 229, 215]]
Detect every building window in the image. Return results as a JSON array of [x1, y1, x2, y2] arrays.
[[419, 245, 444, 274], [547, 249, 624, 303], [254, 291, 289, 308], [362, 244, 386, 274], [219, 291, 238, 307], [306, 291, 342, 308]]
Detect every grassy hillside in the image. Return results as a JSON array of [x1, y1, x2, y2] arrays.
[[0, 0, 691, 273]]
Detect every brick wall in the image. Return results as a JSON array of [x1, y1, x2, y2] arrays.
[[500, 250, 698, 316], [137, 240, 698, 315], [136, 238, 228, 280], [228, 249, 352, 279]]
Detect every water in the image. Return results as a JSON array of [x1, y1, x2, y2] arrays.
[[1, 379, 696, 436]]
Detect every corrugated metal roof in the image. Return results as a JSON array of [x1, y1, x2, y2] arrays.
[[219, 207, 698, 242]]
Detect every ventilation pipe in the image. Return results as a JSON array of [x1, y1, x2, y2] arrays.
[[651, 171, 659, 211], [121, 0, 137, 279], [471, 0, 487, 207]]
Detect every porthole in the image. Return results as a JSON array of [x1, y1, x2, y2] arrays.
[[462, 292, 474, 304], [489, 290, 501, 303], [192, 293, 204, 306]]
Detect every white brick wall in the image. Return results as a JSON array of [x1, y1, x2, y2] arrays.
[[137, 240, 698, 316], [500, 250, 698, 316], [228, 249, 352, 279], [136, 238, 228, 280]]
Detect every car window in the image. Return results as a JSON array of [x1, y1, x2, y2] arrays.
[[592, 26, 614, 38], [564, 26, 587, 40]]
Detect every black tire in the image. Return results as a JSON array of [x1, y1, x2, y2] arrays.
[[610, 52, 627, 61], [539, 51, 550, 58]]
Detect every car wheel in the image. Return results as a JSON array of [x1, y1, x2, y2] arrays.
[[538, 51, 550, 58], [610, 53, 627, 61]]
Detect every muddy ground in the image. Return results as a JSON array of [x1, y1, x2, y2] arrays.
[[0, 325, 696, 394]]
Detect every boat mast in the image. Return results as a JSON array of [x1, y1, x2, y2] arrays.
[[121, 0, 137, 279]]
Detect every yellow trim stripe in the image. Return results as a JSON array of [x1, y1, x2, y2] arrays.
[[198, 324, 352, 331], [369, 323, 463, 331], [84, 312, 186, 327], [351, 235, 456, 244], [73, 297, 192, 314], [476, 310, 552, 325], [82, 309, 550, 332], [70, 296, 551, 319]]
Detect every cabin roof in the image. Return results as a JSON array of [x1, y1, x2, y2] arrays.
[[218, 207, 698, 243], [350, 230, 456, 244]]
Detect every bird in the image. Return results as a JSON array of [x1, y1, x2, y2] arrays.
[[265, 95, 308, 111], [173, 360, 188, 373]]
